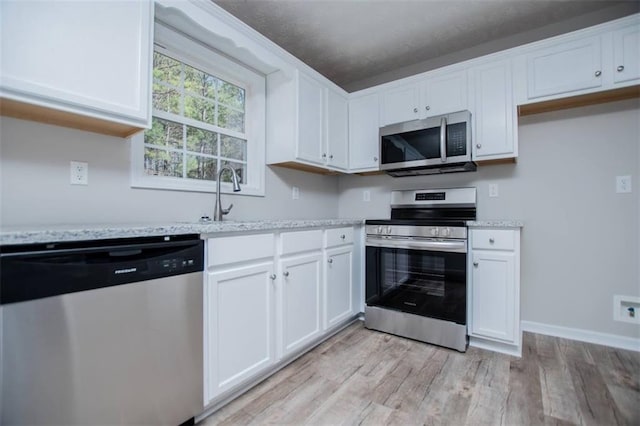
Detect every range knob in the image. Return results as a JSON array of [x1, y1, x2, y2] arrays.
[[430, 228, 439, 237], [377, 226, 383, 234], [386, 226, 392, 234], [441, 227, 451, 237]]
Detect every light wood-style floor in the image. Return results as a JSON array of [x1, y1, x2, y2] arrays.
[[201, 321, 640, 426]]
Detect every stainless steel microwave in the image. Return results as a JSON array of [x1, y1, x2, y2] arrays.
[[379, 110, 476, 176]]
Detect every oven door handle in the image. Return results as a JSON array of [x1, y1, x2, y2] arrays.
[[366, 237, 467, 253]]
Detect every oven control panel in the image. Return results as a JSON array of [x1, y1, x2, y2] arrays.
[[365, 225, 467, 239]]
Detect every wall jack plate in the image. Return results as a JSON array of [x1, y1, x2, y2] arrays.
[[70, 161, 88, 185], [613, 295, 640, 324]]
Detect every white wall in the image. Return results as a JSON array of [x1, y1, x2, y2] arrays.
[[0, 117, 340, 226], [338, 99, 640, 339]]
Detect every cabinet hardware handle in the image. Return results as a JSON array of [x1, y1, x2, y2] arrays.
[[595, 70, 602, 77], [476, 144, 482, 149], [283, 271, 289, 277], [329, 155, 334, 159], [340, 234, 345, 239], [373, 156, 378, 162], [322, 153, 327, 158], [426, 105, 430, 111], [328, 258, 333, 264], [269, 274, 276, 280], [489, 238, 495, 244], [617, 65, 625, 72], [413, 107, 418, 113], [473, 262, 479, 267]]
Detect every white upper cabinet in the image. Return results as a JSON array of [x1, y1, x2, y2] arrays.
[[0, 0, 153, 136], [326, 88, 349, 170], [470, 59, 517, 161], [348, 93, 381, 171], [296, 73, 325, 165], [267, 70, 349, 172], [613, 24, 640, 85], [379, 83, 421, 126], [422, 70, 468, 117], [526, 36, 603, 99], [379, 70, 468, 126]]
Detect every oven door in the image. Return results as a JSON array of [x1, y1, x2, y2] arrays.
[[365, 237, 467, 325]]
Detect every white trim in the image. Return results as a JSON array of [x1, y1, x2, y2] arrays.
[[469, 336, 522, 357], [521, 320, 640, 352]]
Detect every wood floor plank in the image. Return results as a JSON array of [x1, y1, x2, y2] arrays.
[[200, 322, 637, 426], [536, 334, 583, 424], [505, 332, 546, 425], [568, 358, 625, 425]]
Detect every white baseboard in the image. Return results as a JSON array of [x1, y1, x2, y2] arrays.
[[521, 320, 640, 352]]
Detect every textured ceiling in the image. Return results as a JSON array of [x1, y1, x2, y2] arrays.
[[213, 0, 640, 91]]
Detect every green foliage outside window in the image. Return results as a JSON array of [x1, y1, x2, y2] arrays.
[[145, 52, 247, 183]]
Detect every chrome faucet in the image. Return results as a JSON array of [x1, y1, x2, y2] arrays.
[[214, 165, 241, 221]]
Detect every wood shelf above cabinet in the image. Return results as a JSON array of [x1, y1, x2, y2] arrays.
[[518, 85, 640, 117], [270, 162, 344, 176], [0, 98, 144, 138]]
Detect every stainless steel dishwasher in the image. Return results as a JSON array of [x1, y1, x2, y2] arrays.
[[0, 234, 204, 426]]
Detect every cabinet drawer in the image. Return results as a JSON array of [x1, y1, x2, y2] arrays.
[[326, 227, 354, 247], [471, 230, 515, 250], [281, 230, 323, 255], [208, 233, 274, 267]]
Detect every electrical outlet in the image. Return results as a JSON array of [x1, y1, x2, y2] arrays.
[[292, 186, 299, 200], [363, 190, 371, 202], [70, 161, 88, 185], [616, 175, 632, 193], [489, 183, 499, 198]]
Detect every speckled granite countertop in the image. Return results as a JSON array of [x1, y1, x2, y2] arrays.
[[0, 219, 365, 246], [466, 220, 524, 228]]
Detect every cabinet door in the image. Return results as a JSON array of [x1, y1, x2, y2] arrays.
[[379, 83, 420, 126], [348, 93, 380, 171], [296, 72, 324, 164], [325, 246, 354, 329], [281, 254, 322, 356], [326, 88, 349, 170], [0, 0, 151, 126], [526, 36, 602, 99], [422, 70, 468, 117], [470, 251, 516, 343], [613, 24, 640, 85], [471, 59, 516, 160], [205, 263, 275, 402]]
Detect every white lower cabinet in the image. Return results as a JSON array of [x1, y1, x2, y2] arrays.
[[205, 262, 276, 403], [204, 226, 359, 408], [468, 228, 521, 356], [280, 253, 323, 356], [325, 246, 354, 329]]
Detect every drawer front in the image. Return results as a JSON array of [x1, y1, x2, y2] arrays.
[[281, 230, 323, 255], [208, 233, 275, 267], [326, 227, 354, 247], [471, 229, 515, 251]]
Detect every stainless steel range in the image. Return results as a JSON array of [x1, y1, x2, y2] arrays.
[[364, 187, 476, 352]]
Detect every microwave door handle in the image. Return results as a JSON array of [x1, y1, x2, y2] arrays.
[[440, 116, 447, 162]]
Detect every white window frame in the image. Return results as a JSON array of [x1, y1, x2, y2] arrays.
[[131, 23, 266, 196]]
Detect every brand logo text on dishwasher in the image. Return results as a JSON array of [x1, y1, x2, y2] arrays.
[[114, 267, 137, 274]]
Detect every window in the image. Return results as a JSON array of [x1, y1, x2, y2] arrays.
[[131, 23, 265, 196]]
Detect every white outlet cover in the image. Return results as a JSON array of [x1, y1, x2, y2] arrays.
[[363, 190, 371, 202], [616, 175, 632, 193], [488, 183, 499, 198], [292, 186, 299, 200], [70, 161, 88, 185]]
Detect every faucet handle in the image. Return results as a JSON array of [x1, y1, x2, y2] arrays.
[[222, 203, 234, 215]]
